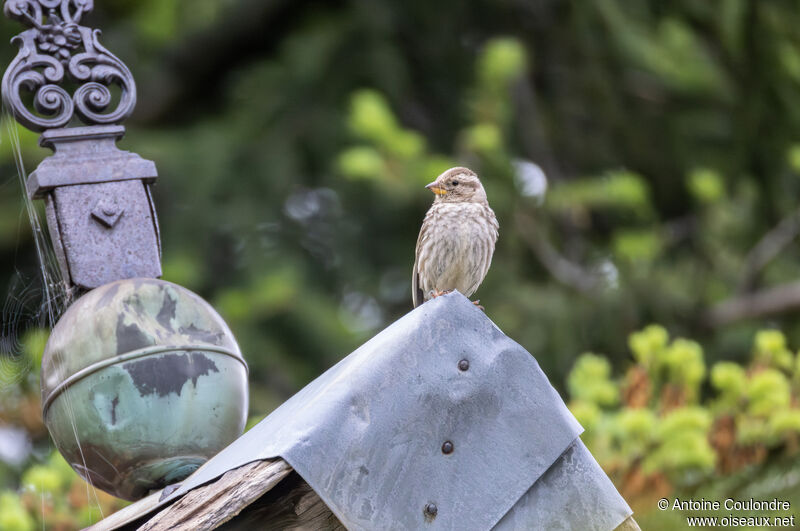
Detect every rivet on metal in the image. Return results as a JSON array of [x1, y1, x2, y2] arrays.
[[424, 503, 438, 519], [458, 359, 470, 371], [441, 441, 454, 454]]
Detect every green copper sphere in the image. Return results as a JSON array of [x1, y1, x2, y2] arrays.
[[41, 278, 248, 501]]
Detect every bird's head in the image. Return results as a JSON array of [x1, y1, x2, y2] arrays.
[[425, 167, 487, 204]]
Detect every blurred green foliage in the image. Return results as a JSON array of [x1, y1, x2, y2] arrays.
[[571, 326, 800, 523], [0, 331, 127, 529], [2, 0, 800, 526]]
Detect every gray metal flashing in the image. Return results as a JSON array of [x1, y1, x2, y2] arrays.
[[495, 438, 631, 530], [132, 292, 629, 530]]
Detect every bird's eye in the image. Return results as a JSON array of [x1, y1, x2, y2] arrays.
[[451, 180, 459, 186]]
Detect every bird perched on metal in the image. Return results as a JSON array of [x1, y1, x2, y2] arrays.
[[412, 167, 499, 308]]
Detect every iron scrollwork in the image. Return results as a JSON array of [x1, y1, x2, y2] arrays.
[[1, 0, 136, 132]]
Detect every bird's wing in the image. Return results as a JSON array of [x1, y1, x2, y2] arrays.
[[465, 205, 499, 296], [412, 243, 424, 308], [412, 212, 429, 308]]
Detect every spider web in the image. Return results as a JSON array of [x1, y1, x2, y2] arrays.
[[1, 109, 105, 521]]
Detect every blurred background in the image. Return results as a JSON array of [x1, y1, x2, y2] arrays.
[[2, 0, 800, 528]]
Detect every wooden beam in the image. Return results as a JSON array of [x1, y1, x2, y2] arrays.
[[139, 459, 292, 530], [615, 516, 642, 531], [216, 470, 346, 530]]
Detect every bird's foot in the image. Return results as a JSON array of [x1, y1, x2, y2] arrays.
[[430, 289, 453, 299], [472, 300, 485, 311]]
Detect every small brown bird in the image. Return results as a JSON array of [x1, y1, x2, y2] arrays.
[[412, 167, 499, 308]]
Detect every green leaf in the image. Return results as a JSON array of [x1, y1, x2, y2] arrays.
[[687, 168, 725, 204], [337, 147, 386, 180], [567, 353, 619, 407], [478, 38, 528, 90]]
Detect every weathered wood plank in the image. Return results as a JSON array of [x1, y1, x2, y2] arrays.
[[85, 491, 165, 531], [218, 471, 345, 531], [614, 516, 642, 531], [139, 459, 292, 531]]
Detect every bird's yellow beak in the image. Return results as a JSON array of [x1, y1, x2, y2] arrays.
[[426, 182, 447, 195]]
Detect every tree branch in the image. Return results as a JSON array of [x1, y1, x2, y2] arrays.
[[738, 206, 800, 293], [515, 211, 599, 293], [706, 280, 800, 327]]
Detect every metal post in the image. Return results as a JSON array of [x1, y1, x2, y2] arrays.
[[1, 1, 248, 502], [2, 0, 161, 292]]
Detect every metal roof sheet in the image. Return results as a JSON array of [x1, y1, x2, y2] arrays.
[[92, 292, 631, 530]]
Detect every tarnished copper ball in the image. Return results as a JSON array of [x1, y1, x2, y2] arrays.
[[41, 278, 248, 500]]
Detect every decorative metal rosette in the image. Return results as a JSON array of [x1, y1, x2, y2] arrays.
[[1, 0, 136, 132]]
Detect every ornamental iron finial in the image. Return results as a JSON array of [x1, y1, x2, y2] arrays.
[[2, 0, 159, 292], [1, 2, 250, 505], [2, 0, 135, 132]]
